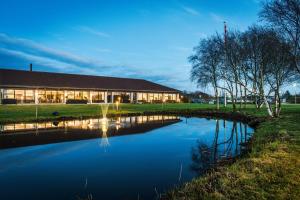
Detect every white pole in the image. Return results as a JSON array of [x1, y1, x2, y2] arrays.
[[35, 89, 38, 120], [224, 90, 227, 107], [293, 83, 297, 104]]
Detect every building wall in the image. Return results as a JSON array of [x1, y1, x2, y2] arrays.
[[0, 88, 180, 104]]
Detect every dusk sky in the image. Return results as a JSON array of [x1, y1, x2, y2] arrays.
[[0, 0, 261, 92]]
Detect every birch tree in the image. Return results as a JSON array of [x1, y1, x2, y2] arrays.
[[190, 36, 222, 109]]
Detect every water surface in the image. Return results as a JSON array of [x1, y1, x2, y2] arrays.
[[0, 115, 253, 200]]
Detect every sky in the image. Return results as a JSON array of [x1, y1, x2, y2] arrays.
[[0, 0, 261, 93]]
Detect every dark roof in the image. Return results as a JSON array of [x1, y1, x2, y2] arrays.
[[0, 68, 179, 93]]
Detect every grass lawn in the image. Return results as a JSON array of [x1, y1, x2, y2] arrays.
[[0, 103, 296, 124], [0, 103, 222, 124], [0, 103, 299, 199]]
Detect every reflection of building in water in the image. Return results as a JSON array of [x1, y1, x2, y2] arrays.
[[1, 115, 178, 133], [0, 115, 180, 149]]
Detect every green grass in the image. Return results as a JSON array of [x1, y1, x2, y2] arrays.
[[1, 103, 298, 124], [1, 103, 299, 199], [0, 103, 220, 124]]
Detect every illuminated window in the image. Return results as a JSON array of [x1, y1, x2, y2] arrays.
[[67, 91, 75, 99], [75, 91, 83, 100], [24, 90, 34, 103], [91, 91, 104, 103], [15, 90, 24, 103], [3, 89, 14, 99]]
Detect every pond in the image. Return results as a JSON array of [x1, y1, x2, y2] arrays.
[[0, 115, 253, 200]]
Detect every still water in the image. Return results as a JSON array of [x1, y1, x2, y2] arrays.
[[0, 115, 253, 200]]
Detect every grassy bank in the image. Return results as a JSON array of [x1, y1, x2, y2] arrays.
[[167, 105, 300, 199]]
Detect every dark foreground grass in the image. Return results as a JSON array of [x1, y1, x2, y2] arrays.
[[166, 105, 300, 200]]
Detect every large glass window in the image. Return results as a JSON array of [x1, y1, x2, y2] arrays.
[[150, 93, 162, 103], [142, 93, 147, 101], [38, 90, 64, 103], [75, 91, 83, 100], [57, 91, 64, 103], [120, 92, 130, 103], [91, 91, 104, 103], [149, 93, 154, 102], [83, 92, 89, 100], [137, 93, 149, 102], [3, 89, 14, 99], [15, 90, 24, 103], [164, 94, 169, 101], [24, 90, 34, 103], [38, 90, 46, 103], [46, 91, 54, 103], [67, 91, 74, 100], [137, 93, 142, 101]]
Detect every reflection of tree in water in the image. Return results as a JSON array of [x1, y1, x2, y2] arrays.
[[191, 120, 250, 175]]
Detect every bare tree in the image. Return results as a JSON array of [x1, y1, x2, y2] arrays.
[[264, 31, 296, 116], [190, 35, 222, 109], [189, 24, 296, 117], [260, 0, 300, 74], [240, 26, 267, 109]]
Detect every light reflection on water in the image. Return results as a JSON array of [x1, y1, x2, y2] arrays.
[[0, 116, 253, 200], [0, 115, 180, 149]]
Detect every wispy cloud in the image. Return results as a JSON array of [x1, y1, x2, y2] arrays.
[[0, 47, 96, 74], [0, 33, 120, 74], [0, 33, 182, 90], [182, 6, 200, 16], [0, 33, 98, 66], [77, 26, 111, 38]]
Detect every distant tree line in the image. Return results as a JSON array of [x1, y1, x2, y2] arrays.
[[190, 0, 300, 117]]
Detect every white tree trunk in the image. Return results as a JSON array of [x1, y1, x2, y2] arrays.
[[263, 95, 273, 117], [215, 88, 220, 110]]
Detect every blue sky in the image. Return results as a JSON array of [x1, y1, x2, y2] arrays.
[[0, 0, 261, 92]]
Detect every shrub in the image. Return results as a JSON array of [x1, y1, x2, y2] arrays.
[[2, 99, 17, 104], [66, 99, 88, 104]]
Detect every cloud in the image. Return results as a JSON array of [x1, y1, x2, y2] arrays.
[[77, 26, 111, 38], [0, 33, 101, 67], [182, 6, 200, 16], [0, 47, 98, 74], [0, 33, 126, 74], [0, 33, 184, 90]]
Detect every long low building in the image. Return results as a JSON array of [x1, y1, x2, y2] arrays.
[[0, 68, 181, 104]]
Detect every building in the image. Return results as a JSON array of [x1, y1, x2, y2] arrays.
[[0, 68, 181, 104]]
